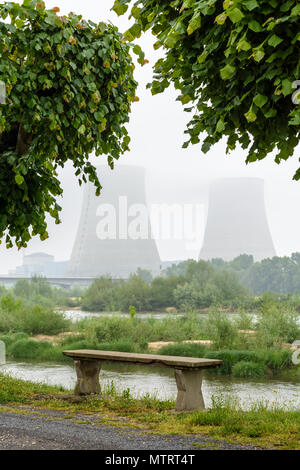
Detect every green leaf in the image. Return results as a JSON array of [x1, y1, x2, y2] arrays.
[[227, 8, 244, 23], [112, 1, 128, 16], [94, 112, 104, 122], [253, 94, 268, 108], [220, 64, 236, 80], [291, 4, 300, 16], [244, 108, 257, 122], [124, 23, 141, 41], [78, 124, 86, 135], [248, 20, 263, 32], [242, 0, 259, 11], [268, 34, 283, 48], [187, 12, 201, 35], [197, 51, 208, 63], [215, 13, 227, 25], [237, 39, 251, 51], [252, 48, 265, 62], [15, 174, 24, 186], [216, 119, 226, 132], [281, 79, 293, 97]]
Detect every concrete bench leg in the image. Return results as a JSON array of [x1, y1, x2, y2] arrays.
[[175, 369, 205, 412], [74, 359, 102, 395]]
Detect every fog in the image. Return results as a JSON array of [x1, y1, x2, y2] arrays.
[[1, 0, 300, 274]]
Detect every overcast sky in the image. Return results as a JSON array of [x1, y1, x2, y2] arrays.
[[1, 0, 300, 274]]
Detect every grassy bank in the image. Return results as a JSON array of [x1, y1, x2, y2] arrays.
[[0, 297, 299, 378], [1, 332, 298, 379], [0, 373, 299, 450]]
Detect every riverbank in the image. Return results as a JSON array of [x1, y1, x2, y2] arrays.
[[1, 329, 299, 380], [0, 373, 299, 450]]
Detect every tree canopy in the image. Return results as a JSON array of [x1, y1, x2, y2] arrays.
[[0, 0, 138, 248], [113, 0, 300, 177]]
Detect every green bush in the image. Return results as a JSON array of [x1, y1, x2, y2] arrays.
[[62, 340, 97, 350], [81, 277, 120, 312], [97, 339, 135, 353], [10, 339, 53, 359], [203, 308, 239, 350], [0, 296, 71, 335], [80, 314, 208, 345], [158, 343, 206, 358], [12, 332, 29, 342], [255, 299, 300, 347], [232, 361, 266, 378], [204, 349, 293, 376], [18, 306, 70, 335], [0, 335, 13, 347]]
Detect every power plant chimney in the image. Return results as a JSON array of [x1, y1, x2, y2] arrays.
[[199, 178, 276, 262], [67, 165, 161, 278]]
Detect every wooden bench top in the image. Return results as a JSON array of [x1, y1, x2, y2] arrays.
[[63, 349, 222, 370]]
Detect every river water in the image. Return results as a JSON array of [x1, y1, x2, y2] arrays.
[[1, 360, 299, 411], [62, 309, 300, 325], [62, 310, 182, 322]]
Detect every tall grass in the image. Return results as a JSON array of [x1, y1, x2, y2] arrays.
[[79, 313, 209, 347], [0, 296, 71, 335], [158, 344, 294, 377]]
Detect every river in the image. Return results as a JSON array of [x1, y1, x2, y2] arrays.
[[61, 309, 300, 325], [61, 309, 257, 322], [1, 360, 299, 411]]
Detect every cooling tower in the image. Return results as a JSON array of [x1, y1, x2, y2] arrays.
[[67, 165, 161, 278], [199, 178, 276, 262]]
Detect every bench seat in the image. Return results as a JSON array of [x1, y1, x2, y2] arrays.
[[63, 349, 222, 412]]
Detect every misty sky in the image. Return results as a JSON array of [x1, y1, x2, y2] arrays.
[[1, 0, 300, 274]]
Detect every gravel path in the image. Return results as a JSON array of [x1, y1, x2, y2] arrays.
[[0, 406, 260, 450]]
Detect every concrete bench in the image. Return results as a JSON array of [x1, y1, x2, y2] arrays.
[[63, 349, 222, 412]]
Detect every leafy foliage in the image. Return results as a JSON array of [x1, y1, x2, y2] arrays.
[[113, 0, 300, 178], [0, 0, 138, 247]]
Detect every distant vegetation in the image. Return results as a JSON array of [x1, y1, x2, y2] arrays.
[[81, 254, 300, 312], [81, 262, 253, 312], [0, 257, 299, 379], [1, 254, 300, 316]]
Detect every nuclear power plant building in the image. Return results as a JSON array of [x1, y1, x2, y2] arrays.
[[67, 165, 161, 278], [199, 178, 276, 262]]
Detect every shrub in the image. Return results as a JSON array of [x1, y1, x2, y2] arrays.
[[158, 343, 206, 358], [0, 335, 13, 348], [203, 308, 239, 349], [12, 332, 29, 342], [80, 314, 208, 346], [233, 310, 255, 331], [17, 305, 70, 335], [255, 299, 300, 347], [10, 339, 53, 360], [232, 361, 266, 378], [97, 339, 135, 353], [81, 277, 120, 312], [204, 350, 240, 375]]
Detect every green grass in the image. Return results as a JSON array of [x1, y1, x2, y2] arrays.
[[0, 372, 65, 403], [0, 299, 71, 335], [232, 361, 266, 378], [3, 336, 138, 363], [2, 331, 297, 379], [158, 344, 295, 377], [0, 372, 299, 450]]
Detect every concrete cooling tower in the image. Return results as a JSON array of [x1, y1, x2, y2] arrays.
[[199, 178, 276, 262], [67, 165, 161, 278]]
